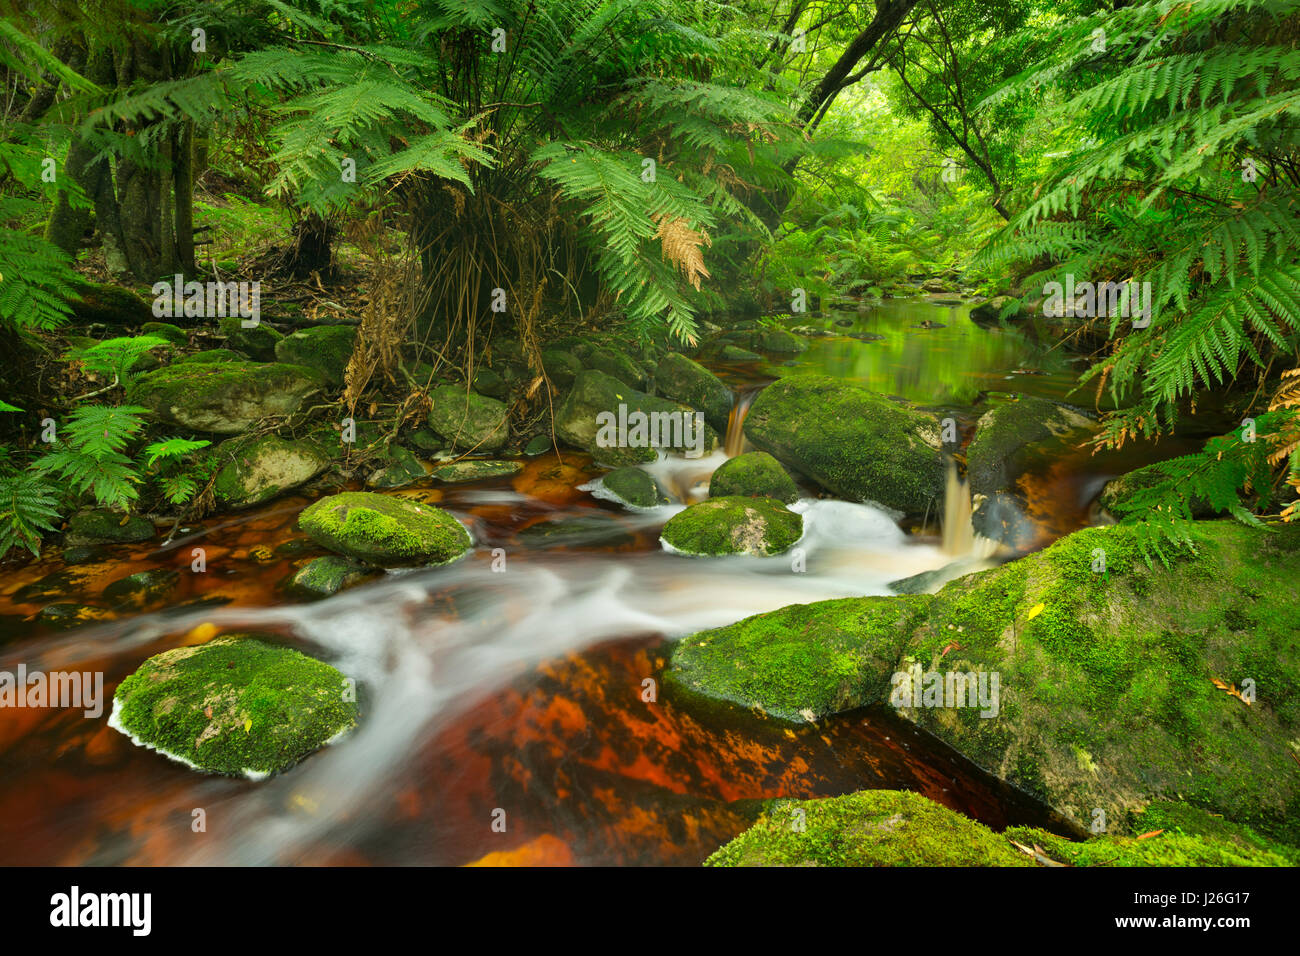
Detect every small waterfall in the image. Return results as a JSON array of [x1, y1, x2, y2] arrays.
[[940, 457, 999, 559], [724, 388, 759, 457]]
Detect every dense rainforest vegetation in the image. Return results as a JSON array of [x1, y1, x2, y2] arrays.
[[1, 0, 1299, 873]]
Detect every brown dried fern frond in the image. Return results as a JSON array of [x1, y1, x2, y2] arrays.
[[651, 214, 711, 291]]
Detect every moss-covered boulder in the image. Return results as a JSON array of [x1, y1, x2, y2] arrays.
[[556, 369, 719, 466], [600, 466, 666, 508], [667, 595, 929, 721], [719, 344, 761, 362], [287, 555, 374, 599], [64, 509, 155, 546], [214, 435, 330, 508], [174, 348, 246, 364], [585, 346, 647, 389], [660, 495, 802, 557], [743, 376, 944, 516], [68, 280, 153, 326], [654, 352, 733, 432], [541, 349, 583, 388], [734, 327, 808, 354], [140, 321, 188, 345], [365, 445, 427, 489], [708, 790, 1033, 867], [708, 790, 1293, 867], [131, 361, 324, 434], [274, 325, 357, 387], [472, 366, 508, 400], [708, 451, 798, 503], [426, 384, 509, 452], [110, 636, 357, 778], [969, 295, 1029, 327], [218, 315, 284, 361], [967, 395, 1093, 496], [431, 459, 522, 482], [298, 491, 472, 566], [669, 520, 1300, 845]]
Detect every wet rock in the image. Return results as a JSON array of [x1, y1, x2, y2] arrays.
[[920, 277, 954, 293], [365, 445, 427, 489], [743, 376, 944, 517], [969, 295, 1029, 327], [214, 434, 331, 508], [405, 426, 444, 453], [708, 451, 798, 504], [130, 361, 324, 434], [14, 568, 92, 603], [522, 434, 553, 456], [847, 331, 885, 342], [599, 466, 666, 509], [287, 555, 374, 599], [298, 490, 472, 567], [64, 509, 155, 546], [887, 558, 986, 594], [661, 495, 802, 557], [555, 369, 718, 466], [34, 603, 114, 630], [654, 352, 733, 432], [110, 635, 358, 777], [218, 315, 283, 360], [431, 460, 522, 483], [719, 345, 761, 362], [274, 325, 357, 386], [61, 545, 108, 565], [426, 384, 509, 452], [103, 569, 179, 608], [517, 513, 635, 549], [745, 328, 808, 354]]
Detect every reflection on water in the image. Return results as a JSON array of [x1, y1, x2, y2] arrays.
[[747, 299, 1082, 406]]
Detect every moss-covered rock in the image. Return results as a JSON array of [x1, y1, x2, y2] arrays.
[[110, 635, 357, 778], [743, 376, 944, 516], [585, 346, 647, 389], [426, 384, 509, 452], [173, 348, 246, 364], [140, 321, 188, 345], [667, 595, 930, 721], [218, 315, 283, 361], [287, 555, 374, 599], [969, 295, 1029, 327], [967, 395, 1093, 496], [541, 349, 583, 388], [274, 325, 357, 387], [654, 352, 733, 432], [472, 366, 508, 400], [660, 495, 802, 557], [708, 790, 1032, 867], [667, 520, 1300, 845], [365, 445, 427, 488], [214, 435, 330, 508], [556, 369, 719, 466], [431, 459, 522, 482], [709, 790, 1292, 867], [64, 509, 155, 546], [719, 344, 762, 362], [68, 280, 153, 326], [708, 451, 798, 503], [298, 491, 472, 566], [600, 466, 666, 508], [130, 361, 324, 434]]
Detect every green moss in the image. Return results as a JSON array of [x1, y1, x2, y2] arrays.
[[661, 495, 802, 556], [213, 435, 330, 507], [427, 384, 509, 452], [217, 315, 284, 361], [707, 790, 1032, 866], [287, 555, 374, 599], [585, 346, 647, 389], [274, 325, 357, 386], [966, 394, 1092, 495], [140, 321, 188, 345], [130, 361, 324, 434], [666, 594, 931, 722], [601, 466, 665, 508], [431, 459, 522, 482], [1007, 822, 1292, 867], [654, 352, 733, 431], [112, 636, 357, 777], [709, 451, 798, 503], [64, 509, 155, 546], [743, 376, 944, 516], [174, 348, 245, 364], [365, 445, 427, 489], [298, 490, 472, 566]]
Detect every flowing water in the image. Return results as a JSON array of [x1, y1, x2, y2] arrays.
[[0, 297, 1210, 865]]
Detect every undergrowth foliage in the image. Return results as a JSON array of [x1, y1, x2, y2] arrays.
[[975, 0, 1300, 540]]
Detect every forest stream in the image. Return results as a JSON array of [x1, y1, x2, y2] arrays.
[[0, 298, 1208, 866]]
